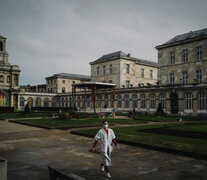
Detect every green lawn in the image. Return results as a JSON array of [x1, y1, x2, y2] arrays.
[[0, 112, 52, 119], [75, 122, 207, 158], [133, 114, 203, 121], [10, 118, 144, 128]]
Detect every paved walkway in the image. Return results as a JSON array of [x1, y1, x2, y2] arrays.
[[0, 121, 207, 180]]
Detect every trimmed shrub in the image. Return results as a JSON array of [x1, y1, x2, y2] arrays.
[[0, 107, 14, 113]]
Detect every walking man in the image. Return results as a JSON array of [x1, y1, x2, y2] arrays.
[[92, 120, 120, 178]]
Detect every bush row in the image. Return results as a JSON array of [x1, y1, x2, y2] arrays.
[[0, 107, 15, 113]]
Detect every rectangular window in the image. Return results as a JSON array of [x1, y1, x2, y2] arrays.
[[182, 71, 188, 85], [97, 67, 100, 76], [184, 93, 193, 110], [196, 70, 202, 83], [141, 69, 144, 78], [183, 49, 188, 63], [126, 64, 130, 74], [109, 64, 112, 74], [150, 70, 153, 79], [109, 80, 112, 83], [72, 81, 75, 84], [126, 80, 130, 88], [103, 66, 106, 75], [62, 80, 65, 83], [196, 46, 202, 61], [170, 51, 175, 64], [169, 72, 175, 85]]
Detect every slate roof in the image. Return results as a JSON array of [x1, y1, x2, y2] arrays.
[[90, 51, 158, 67], [46, 73, 91, 80], [156, 28, 207, 49]]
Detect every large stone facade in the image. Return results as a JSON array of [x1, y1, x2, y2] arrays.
[[0, 35, 21, 108], [90, 51, 158, 88]]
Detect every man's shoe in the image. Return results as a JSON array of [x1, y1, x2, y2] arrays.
[[101, 165, 104, 172], [106, 172, 111, 178]]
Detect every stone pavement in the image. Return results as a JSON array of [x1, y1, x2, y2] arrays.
[[0, 120, 207, 180]]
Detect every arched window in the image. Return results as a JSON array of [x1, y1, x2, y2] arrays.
[[44, 98, 49, 107], [150, 94, 156, 108], [0, 75, 4, 83], [117, 95, 122, 108], [132, 94, 137, 108], [124, 95, 129, 109], [52, 97, 56, 107], [140, 94, 146, 109], [7, 76, 10, 83], [184, 93, 193, 110], [20, 97, 25, 107], [197, 92, 206, 110], [104, 95, 108, 108], [35, 97, 41, 107], [159, 93, 166, 108], [0, 93, 7, 107], [0, 41, 3, 51]]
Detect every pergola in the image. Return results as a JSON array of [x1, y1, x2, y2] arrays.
[[72, 82, 116, 113]]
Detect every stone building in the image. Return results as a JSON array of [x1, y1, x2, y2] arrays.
[[90, 51, 158, 88], [0, 34, 21, 108], [45, 73, 91, 93]]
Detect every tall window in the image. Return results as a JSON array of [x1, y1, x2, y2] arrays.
[[159, 94, 166, 108], [110, 95, 114, 108], [109, 64, 112, 74], [150, 70, 153, 79], [126, 80, 130, 88], [7, 76, 10, 83], [150, 94, 156, 108], [197, 92, 206, 110], [99, 95, 102, 109], [196, 70, 202, 83], [62, 87, 65, 93], [126, 64, 130, 74], [170, 51, 175, 64], [103, 66, 106, 75], [20, 97, 25, 107], [132, 94, 137, 108], [124, 95, 129, 108], [69, 97, 72, 107], [182, 71, 188, 84], [43, 98, 49, 107], [183, 49, 188, 63], [0, 75, 4, 83], [0, 41, 3, 51], [196, 46, 202, 61], [184, 93, 193, 110], [97, 67, 100, 76], [117, 95, 122, 108], [87, 96, 90, 108], [62, 80, 65, 83], [104, 95, 108, 108], [52, 97, 56, 107], [65, 97, 68, 107], [169, 72, 175, 85], [140, 94, 146, 109], [141, 69, 144, 78], [77, 96, 81, 108], [14, 74, 18, 86]]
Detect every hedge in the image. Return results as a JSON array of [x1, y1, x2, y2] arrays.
[[0, 107, 15, 113]]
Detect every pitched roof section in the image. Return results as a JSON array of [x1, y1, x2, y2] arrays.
[[90, 51, 158, 67], [156, 28, 207, 49], [46, 73, 91, 80], [0, 34, 6, 39]]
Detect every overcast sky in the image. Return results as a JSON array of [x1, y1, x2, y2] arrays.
[[0, 0, 206, 85]]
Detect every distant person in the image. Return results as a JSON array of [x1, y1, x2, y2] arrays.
[[92, 120, 120, 178]]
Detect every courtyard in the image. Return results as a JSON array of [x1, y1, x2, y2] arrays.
[[0, 117, 207, 180]]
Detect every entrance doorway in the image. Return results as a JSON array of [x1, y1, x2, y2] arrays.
[[170, 92, 178, 114]]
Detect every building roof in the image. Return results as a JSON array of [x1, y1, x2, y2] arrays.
[[0, 34, 6, 39], [72, 81, 116, 89], [156, 28, 207, 49], [46, 73, 91, 80], [90, 51, 158, 67]]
